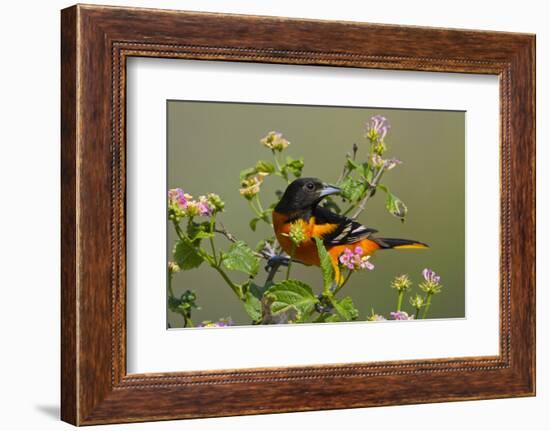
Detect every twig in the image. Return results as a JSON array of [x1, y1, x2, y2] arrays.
[[214, 223, 269, 259], [350, 166, 386, 220], [214, 223, 238, 244], [336, 143, 358, 184]]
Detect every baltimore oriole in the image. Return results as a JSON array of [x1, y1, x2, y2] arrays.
[[273, 177, 428, 284]]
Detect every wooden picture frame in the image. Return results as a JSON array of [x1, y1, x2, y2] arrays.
[[61, 4, 535, 425]]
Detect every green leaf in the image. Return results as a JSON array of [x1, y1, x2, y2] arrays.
[[314, 237, 334, 291], [221, 241, 260, 276], [261, 296, 299, 324], [321, 314, 342, 323], [331, 296, 359, 321], [265, 280, 318, 322], [239, 167, 257, 180], [192, 230, 214, 240], [243, 291, 262, 322], [255, 160, 276, 174], [249, 217, 260, 231], [187, 221, 213, 240], [282, 156, 304, 178], [383, 188, 408, 221], [339, 176, 364, 202], [346, 157, 361, 171], [241, 281, 269, 323], [173, 237, 204, 270], [362, 163, 374, 182]]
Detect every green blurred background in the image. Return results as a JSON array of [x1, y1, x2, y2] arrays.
[[167, 100, 465, 327]]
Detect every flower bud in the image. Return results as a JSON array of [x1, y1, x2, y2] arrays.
[[391, 274, 412, 292], [409, 293, 425, 309], [390, 310, 414, 320], [288, 220, 307, 247], [168, 261, 180, 274], [419, 268, 443, 295], [207, 193, 225, 213], [260, 131, 290, 152], [239, 174, 266, 199], [365, 115, 390, 142], [197, 195, 214, 217]]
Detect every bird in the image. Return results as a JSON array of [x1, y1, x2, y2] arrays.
[[272, 177, 428, 284]]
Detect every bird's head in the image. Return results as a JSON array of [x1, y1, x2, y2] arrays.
[[274, 177, 341, 214]]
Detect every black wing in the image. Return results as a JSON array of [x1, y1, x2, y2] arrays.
[[313, 206, 378, 246]]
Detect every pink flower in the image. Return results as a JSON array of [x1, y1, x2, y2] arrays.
[[422, 268, 441, 284], [168, 188, 188, 209], [199, 317, 234, 328], [366, 115, 391, 140], [338, 247, 375, 271], [168, 189, 216, 218], [197, 196, 213, 217], [420, 268, 443, 295], [390, 311, 414, 320], [371, 154, 402, 170]]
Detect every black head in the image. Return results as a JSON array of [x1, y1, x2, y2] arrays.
[[274, 177, 341, 214]]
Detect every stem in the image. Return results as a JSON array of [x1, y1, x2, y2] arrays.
[[336, 143, 358, 184], [254, 194, 265, 214], [368, 142, 374, 175], [168, 271, 176, 298], [397, 291, 404, 312], [273, 150, 283, 171], [212, 264, 243, 300], [349, 166, 386, 219], [208, 217, 218, 265], [421, 294, 433, 319], [192, 239, 244, 302], [414, 307, 421, 319], [173, 221, 185, 240], [255, 194, 271, 224], [273, 151, 290, 183], [248, 199, 263, 218], [332, 270, 353, 296], [171, 220, 243, 305]]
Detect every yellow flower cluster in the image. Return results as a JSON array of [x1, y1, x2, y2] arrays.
[[239, 173, 268, 199], [260, 131, 290, 151]]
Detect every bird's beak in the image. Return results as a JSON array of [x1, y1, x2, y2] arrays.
[[319, 184, 341, 198]]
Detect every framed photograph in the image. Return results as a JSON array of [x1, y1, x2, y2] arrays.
[[61, 4, 535, 425]]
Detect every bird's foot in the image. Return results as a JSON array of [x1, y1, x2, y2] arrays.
[[315, 301, 334, 314], [264, 254, 290, 272]]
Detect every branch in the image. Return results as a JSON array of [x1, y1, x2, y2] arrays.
[[350, 166, 386, 220], [214, 223, 270, 260], [213, 223, 239, 244]]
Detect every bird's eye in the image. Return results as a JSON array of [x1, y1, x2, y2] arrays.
[[305, 182, 315, 191]]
